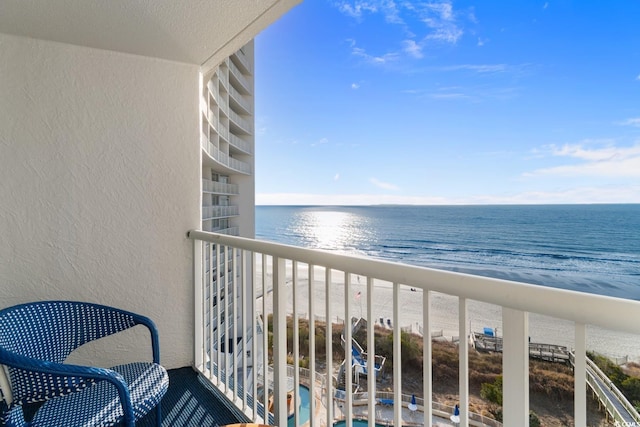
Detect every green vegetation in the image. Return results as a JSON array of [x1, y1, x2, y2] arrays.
[[263, 315, 605, 424], [480, 375, 540, 425], [588, 352, 640, 410], [480, 375, 503, 406]]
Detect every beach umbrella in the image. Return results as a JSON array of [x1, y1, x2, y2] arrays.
[[408, 394, 417, 412], [450, 404, 460, 424]]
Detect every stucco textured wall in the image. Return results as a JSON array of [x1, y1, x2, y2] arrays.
[[0, 33, 200, 369]]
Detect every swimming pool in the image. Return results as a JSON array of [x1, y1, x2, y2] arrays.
[[288, 385, 311, 427]]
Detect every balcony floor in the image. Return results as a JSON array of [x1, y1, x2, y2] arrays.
[[138, 367, 250, 427], [17, 367, 248, 426], [136, 368, 249, 427]]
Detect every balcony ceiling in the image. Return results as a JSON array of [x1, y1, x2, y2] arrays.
[[0, 0, 300, 70]]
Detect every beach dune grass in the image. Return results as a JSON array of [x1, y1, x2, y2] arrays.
[[265, 315, 611, 425]]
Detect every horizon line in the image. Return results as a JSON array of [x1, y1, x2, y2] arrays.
[[256, 202, 640, 207]]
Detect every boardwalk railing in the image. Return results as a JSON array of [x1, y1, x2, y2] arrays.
[[569, 351, 640, 425], [189, 230, 640, 427]]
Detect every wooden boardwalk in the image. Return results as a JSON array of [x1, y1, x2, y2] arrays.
[[471, 332, 570, 363]]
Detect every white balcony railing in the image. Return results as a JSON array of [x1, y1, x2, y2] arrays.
[[232, 49, 252, 74], [218, 122, 230, 142], [219, 68, 229, 90], [229, 84, 252, 115], [189, 230, 640, 427], [228, 109, 253, 134], [202, 137, 251, 174], [208, 79, 219, 103], [202, 205, 239, 220], [228, 60, 251, 94], [219, 94, 230, 116], [228, 133, 252, 155], [202, 179, 239, 195]]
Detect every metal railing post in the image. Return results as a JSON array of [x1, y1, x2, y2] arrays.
[[574, 323, 587, 426], [272, 257, 288, 427], [502, 308, 529, 426]]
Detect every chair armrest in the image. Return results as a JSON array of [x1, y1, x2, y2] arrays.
[[0, 351, 136, 426], [128, 312, 161, 364]]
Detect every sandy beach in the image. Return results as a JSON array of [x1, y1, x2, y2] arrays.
[[255, 264, 640, 362]]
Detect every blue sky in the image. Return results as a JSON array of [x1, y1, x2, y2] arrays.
[[254, 1, 640, 205]]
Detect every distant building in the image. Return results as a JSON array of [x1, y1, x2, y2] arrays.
[[201, 42, 255, 238], [200, 42, 256, 372]]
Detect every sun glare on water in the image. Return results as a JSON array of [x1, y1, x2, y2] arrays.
[[292, 210, 372, 252]]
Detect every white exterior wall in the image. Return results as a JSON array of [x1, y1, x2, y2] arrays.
[[201, 41, 255, 238], [0, 33, 200, 369], [235, 41, 256, 239]]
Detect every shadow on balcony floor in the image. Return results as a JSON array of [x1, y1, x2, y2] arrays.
[[137, 367, 250, 427]]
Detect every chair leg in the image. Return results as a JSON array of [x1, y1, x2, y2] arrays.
[[156, 402, 162, 427]]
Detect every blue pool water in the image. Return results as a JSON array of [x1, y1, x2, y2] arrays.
[[288, 385, 311, 427]]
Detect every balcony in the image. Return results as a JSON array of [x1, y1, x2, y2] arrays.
[[228, 132, 253, 155], [202, 134, 252, 174], [207, 80, 220, 102], [229, 84, 253, 115], [218, 121, 230, 142], [189, 230, 640, 427], [202, 179, 239, 195], [135, 367, 250, 426], [202, 205, 240, 220], [219, 68, 230, 90], [229, 59, 252, 95], [228, 109, 254, 134], [232, 49, 252, 75]]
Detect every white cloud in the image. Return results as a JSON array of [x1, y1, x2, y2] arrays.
[[351, 82, 360, 89], [334, 173, 341, 181], [464, 185, 640, 205], [402, 39, 423, 58], [369, 177, 400, 190], [257, 192, 448, 206], [351, 46, 400, 65], [620, 117, 640, 127], [256, 185, 640, 206], [311, 137, 329, 147], [526, 142, 640, 178], [636, 74, 640, 81], [335, 1, 378, 19], [417, 1, 463, 44], [468, 8, 478, 24], [380, 0, 403, 24], [425, 27, 463, 44], [429, 92, 469, 100], [339, 0, 468, 66], [440, 64, 508, 73], [334, 0, 404, 24]]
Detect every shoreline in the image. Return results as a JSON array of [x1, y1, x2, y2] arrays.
[[256, 265, 640, 362]]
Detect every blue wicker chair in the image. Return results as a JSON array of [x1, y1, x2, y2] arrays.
[[0, 301, 168, 427]]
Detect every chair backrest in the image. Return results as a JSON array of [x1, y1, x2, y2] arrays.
[[0, 301, 137, 363], [0, 301, 138, 406]]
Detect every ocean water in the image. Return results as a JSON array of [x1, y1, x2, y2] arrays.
[[256, 204, 640, 300]]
